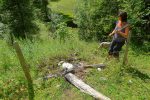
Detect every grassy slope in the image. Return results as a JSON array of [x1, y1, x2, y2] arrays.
[[49, 0, 77, 17], [0, 0, 150, 99], [0, 22, 150, 99]]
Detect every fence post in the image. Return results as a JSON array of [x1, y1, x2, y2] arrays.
[[13, 41, 34, 100], [123, 31, 131, 65]]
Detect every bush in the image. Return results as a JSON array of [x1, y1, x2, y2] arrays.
[[33, 0, 51, 22], [76, 0, 119, 41], [55, 22, 69, 43]]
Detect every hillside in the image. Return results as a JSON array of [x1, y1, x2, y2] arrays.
[[0, 0, 150, 100]]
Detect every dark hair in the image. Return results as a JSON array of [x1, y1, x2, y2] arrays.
[[118, 12, 127, 22]]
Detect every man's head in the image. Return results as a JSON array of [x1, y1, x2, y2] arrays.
[[118, 11, 127, 22]]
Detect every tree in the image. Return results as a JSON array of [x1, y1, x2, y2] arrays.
[[33, 0, 51, 22], [2, 0, 38, 38]]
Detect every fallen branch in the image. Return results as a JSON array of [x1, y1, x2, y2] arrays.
[[65, 73, 111, 100], [84, 63, 106, 69]]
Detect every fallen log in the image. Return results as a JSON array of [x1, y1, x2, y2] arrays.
[[41, 62, 110, 99], [65, 73, 111, 100]]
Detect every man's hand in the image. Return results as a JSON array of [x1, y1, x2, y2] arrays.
[[108, 33, 113, 37], [116, 30, 121, 34]]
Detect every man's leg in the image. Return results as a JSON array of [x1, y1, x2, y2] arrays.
[[113, 41, 125, 58], [108, 40, 117, 55]]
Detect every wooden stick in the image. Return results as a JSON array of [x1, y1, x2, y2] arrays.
[[84, 64, 106, 69], [13, 41, 34, 100], [110, 24, 129, 36], [65, 73, 111, 100]]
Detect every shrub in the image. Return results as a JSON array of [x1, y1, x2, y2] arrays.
[[76, 0, 119, 41]]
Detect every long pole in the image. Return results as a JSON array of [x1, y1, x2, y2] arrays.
[[13, 41, 34, 100], [123, 31, 131, 65]]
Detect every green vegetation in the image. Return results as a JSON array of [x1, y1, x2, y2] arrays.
[[33, 0, 50, 22], [76, 0, 119, 40], [76, 0, 150, 44], [0, 0, 150, 99]]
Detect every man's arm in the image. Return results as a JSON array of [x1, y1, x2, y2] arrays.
[[116, 26, 129, 38], [109, 30, 116, 36], [109, 26, 117, 36]]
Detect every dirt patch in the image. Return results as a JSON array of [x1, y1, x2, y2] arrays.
[[37, 53, 89, 77], [62, 89, 83, 100]]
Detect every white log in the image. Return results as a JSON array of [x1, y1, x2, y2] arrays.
[[65, 73, 111, 100], [99, 42, 111, 48]]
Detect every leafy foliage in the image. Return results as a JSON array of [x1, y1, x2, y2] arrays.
[[49, 13, 75, 43], [55, 22, 69, 43], [76, 0, 119, 41], [76, 0, 150, 50], [119, 0, 150, 51]]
